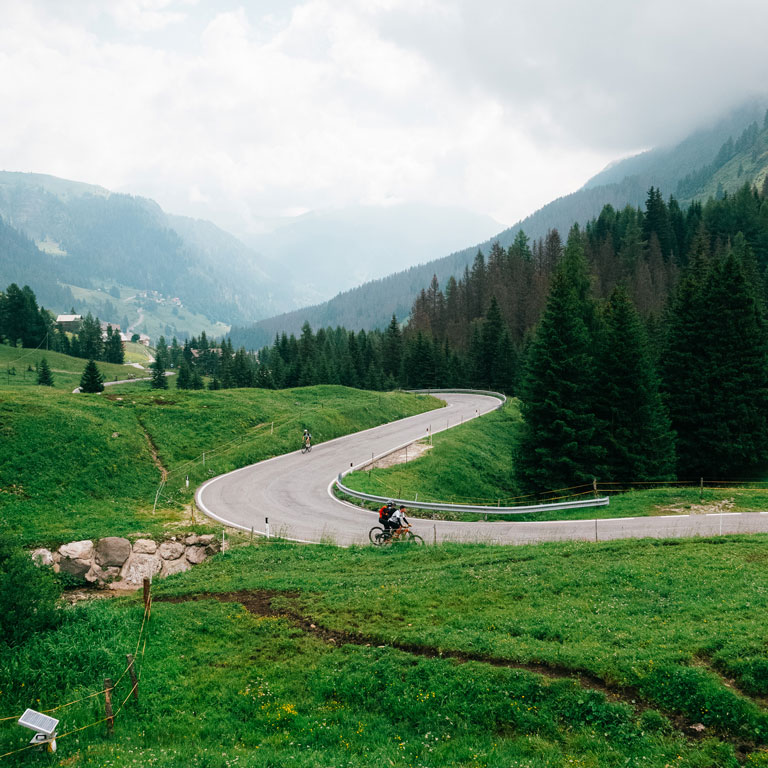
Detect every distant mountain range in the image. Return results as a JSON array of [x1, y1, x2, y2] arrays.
[[0, 172, 502, 340], [231, 99, 768, 349]]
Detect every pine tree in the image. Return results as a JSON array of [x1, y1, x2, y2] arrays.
[[515, 256, 605, 494], [382, 314, 403, 384], [150, 358, 168, 389], [36, 357, 54, 386], [664, 249, 768, 477], [176, 360, 192, 389], [595, 287, 675, 481], [79, 359, 104, 393]]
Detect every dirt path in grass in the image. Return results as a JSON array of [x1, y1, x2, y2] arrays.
[[136, 416, 168, 482], [155, 589, 757, 754]]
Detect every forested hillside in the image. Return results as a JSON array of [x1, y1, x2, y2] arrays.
[[0, 172, 286, 327], [232, 102, 768, 347]]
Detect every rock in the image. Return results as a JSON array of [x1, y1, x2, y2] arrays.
[[120, 553, 162, 585], [197, 534, 215, 545], [185, 546, 208, 564], [158, 541, 185, 561], [95, 537, 132, 567], [85, 564, 121, 584], [184, 534, 199, 546], [59, 540, 94, 560], [133, 538, 157, 555], [59, 557, 91, 579], [162, 558, 191, 577], [31, 548, 53, 566]]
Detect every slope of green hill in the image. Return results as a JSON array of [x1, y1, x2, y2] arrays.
[[0, 383, 440, 547]]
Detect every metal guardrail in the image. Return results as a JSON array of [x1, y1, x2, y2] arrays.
[[335, 389, 609, 515], [408, 388, 507, 406], [335, 475, 609, 515]]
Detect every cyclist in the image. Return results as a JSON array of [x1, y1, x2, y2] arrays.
[[388, 505, 410, 539], [302, 428, 312, 449], [379, 500, 397, 533]]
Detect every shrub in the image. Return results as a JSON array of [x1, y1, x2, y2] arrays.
[[0, 544, 62, 646]]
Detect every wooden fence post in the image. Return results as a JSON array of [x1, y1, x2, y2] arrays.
[[126, 654, 139, 704], [104, 678, 114, 736], [143, 577, 151, 610]]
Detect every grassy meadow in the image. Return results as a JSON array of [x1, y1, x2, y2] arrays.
[[0, 343, 150, 393], [0, 373, 441, 547], [3, 536, 768, 766], [342, 400, 768, 521]]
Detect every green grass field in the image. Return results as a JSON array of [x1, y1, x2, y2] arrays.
[[0, 343, 150, 393], [0, 382, 441, 547], [341, 400, 768, 521], [3, 536, 768, 766]]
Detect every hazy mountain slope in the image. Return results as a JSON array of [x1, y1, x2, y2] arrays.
[[231, 101, 768, 349], [0, 217, 74, 310], [244, 204, 502, 306], [0, 172, 284, 327]]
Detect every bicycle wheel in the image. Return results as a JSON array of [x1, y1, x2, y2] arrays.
[[368, 526, 385, 544], [407, 533, 425, 545]]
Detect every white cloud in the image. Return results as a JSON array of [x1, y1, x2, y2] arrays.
[[0, 0, 764, 237]]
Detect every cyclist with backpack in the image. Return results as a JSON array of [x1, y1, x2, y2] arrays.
[[378, 500, 397, 533]]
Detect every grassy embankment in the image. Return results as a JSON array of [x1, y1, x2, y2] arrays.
[[3, 536, 768, 766], [0, 377, 441, 547], [0, 343, 152, 393], [341, 399, 768, 521]]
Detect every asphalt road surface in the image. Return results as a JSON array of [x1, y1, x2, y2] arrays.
[[196, 392, 768, 546]]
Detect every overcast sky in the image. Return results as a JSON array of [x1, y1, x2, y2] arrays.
[[2, 0, 767, 237]]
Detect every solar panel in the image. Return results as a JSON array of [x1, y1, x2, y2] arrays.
[[18, 709, 59, 736]]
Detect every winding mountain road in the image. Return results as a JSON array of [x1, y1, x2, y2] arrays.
[[196, 392, 768, 546]]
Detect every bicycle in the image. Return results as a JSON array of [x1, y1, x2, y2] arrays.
[[301, 438, 312, 454], [368, 524, 424, 546]]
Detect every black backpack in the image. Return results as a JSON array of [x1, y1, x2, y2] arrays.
[[379, 506, 393, 522]]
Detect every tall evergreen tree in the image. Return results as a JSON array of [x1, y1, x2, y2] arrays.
[[176, 360, 192, 389], [515, 254, 605, 494], [664, 248, 768, 477], [36, 356, 54, 387], [79, 359, 104, 393], [595, 287, 675, 481], [150, 358, 168, 389]]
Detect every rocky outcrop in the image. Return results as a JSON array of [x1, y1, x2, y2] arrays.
[[33, 533, 225, 589]]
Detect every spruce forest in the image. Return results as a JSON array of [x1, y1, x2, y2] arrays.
[[246, 182, 768, 492]]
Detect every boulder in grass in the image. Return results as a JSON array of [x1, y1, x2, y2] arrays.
[[59, 540, 94, 561], [31, 548, 54, 567], [133, 538, 157, 555], [162, 558, 191, 577], [120, 553, 162, 585], [59, 557, 91, 579], [159, 541, 185, 561], [95, 537, 132, 567], [185, 546, 208, 564]]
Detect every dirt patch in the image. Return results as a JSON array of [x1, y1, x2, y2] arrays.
[[136, 416, 168, 482], [371, 440, 432, 469], [655, 497, 735, 516]]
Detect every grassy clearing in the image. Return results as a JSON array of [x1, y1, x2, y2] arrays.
[[0, 343, 146, 393], [0, 385, 440, 547], [3, 536, 768, 765], [342, 400, 768, 521]]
